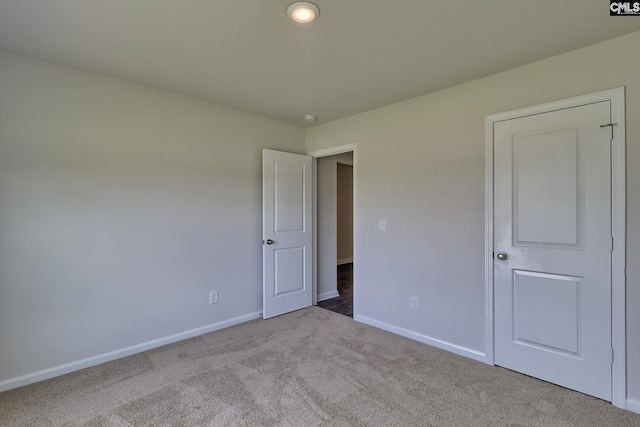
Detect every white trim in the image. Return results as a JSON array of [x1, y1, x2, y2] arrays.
[[312, 156, 318, 306], [318, 290, 340, 302], [337, 258, 353, 265], [610, 88, 627, 410], [484, 87, 626, 408], [484, 115, 495, 366], [356, 315, 486, 363], [0, 311, 262, 393], [308, 143, 358, 318], [307, 143, 357, 159], [627, 399, 640, 415]]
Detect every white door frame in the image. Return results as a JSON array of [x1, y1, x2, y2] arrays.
[[307, 143, 358, 318], [484, 88, 626, 408]]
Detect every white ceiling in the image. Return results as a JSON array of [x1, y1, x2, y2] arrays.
[[1, 1, 639, 127]]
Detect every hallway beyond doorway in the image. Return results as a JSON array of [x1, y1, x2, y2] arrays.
[[317, 263, 353, 317]]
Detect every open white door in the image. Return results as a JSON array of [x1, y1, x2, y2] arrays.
[[262, 149, 313, 319]]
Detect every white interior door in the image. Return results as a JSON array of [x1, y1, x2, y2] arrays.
[[262, 149, 312, 319], [494, 101, 612, 400]]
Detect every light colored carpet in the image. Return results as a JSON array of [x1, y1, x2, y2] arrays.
[[1, 307, 639, 426]]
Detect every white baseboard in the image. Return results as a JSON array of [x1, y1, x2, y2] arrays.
[[318, 290, 339, 302], [337, 258, 353, 265], [0, 311, 262, 393], [354, 315, 487, 363], [626, 398, 640, 414]]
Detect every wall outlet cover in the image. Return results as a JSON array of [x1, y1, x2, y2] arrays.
[[210, 291, 219, 304]]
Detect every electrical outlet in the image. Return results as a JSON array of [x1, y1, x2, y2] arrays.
[[411, 296, 419, 310], [378, 219, 386, 231], [210, 291, 219, 304]]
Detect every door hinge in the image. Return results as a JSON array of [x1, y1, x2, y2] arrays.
[[600, 123, 617, 140], [611, 348, 614, 364], [611, 236, 614, 252]]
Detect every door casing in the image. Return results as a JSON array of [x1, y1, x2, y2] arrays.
[[484, 88, 626, 409]]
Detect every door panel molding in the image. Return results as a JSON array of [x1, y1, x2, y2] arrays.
[[484, 88, 626, 408]]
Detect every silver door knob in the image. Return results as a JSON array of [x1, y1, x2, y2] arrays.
[[496, 252, 508, 260], [265, 239, 274, 245]]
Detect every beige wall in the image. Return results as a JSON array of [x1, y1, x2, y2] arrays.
[[306, 31, 640, 406], [337, 163, 354, 263], [0, 50, 305, 386]]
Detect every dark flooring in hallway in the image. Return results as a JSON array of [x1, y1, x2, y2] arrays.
[[317, 263, 353, 317]]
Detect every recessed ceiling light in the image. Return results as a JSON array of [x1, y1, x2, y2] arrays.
[[287, 2, 320, 23]]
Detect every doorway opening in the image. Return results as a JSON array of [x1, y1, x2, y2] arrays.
[[309, 145, 357, 319], [318, 161, 353, 316]]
